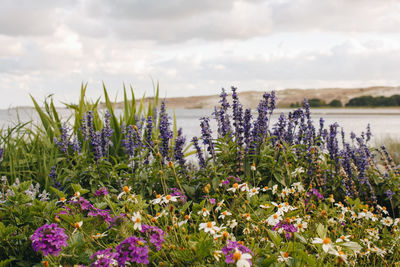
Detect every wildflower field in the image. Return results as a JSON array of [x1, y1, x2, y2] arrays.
[[0, 85, 399, 266]]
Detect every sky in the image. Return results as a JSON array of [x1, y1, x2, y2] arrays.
[[1, 0, 400, 108]]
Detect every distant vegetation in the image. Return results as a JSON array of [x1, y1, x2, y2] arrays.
[[346, 95, 400, 107], [290, 95, 400, 108], [290, 98, 342, 108]]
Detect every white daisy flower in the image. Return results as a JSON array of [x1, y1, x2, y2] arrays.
[[335, 235, 351, 243], [198, 207, 210, 217], [160, 194, 179, 205], [312, 237, 334, 253], [218, 210, 232, 219], [131, 211, 142, 231], [150, 194, 163, 205], [248, 187, 260, 197]]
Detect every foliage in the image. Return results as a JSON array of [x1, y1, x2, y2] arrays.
[[346, 95, 400, 107]]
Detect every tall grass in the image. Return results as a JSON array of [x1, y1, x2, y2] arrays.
[[0, 83, 165, 187]]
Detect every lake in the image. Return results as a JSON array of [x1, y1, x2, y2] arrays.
[[1, 107, 399, 144]]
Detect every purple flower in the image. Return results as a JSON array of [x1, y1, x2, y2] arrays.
[[170, 187, 187, 203], [213, 88, 231, 138], [232, 86, 244, 149], [159, 101, 173, 161], [116, 236, 149, 265], [200, 117, 215, 161], [122, 124, 142, 158], [209, 198, 216, 205], [107, 213, 127, 230], [173, 128, 186, 167], [94, 187, 109, 197], [221, 240, 253, 265], [272, 221, 298, 240], [307, 188, 324, 200], [192, 137, 206, 168], [49, 165, 62, 191], [54, 123, 71, 154], [90, 248, 119, 267], [385, 189, 395, 201], [101, 110, 114, 155], [31, 223, 68, 256], [243, 109, 252, 152], [88, 208, 112, 224], [140, 224, 166, 251]]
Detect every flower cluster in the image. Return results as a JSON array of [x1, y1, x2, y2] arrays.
[[31, 223, 68, 256]]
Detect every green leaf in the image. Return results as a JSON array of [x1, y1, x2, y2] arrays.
[[316, 223, 327, 238], [267, 229, 282, 248], [341, 241, 362, 252], [71, 184, 90, 195], [194, 238, 213, 258]]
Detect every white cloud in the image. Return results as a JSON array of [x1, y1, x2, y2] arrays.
[[1, 0, 400, 108]]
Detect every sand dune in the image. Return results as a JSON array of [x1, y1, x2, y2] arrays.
[[113, 86, 400, 109]]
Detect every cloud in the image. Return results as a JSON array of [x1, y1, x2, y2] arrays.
[[1, 0, 400, 109], [0, 0, 76, 36]]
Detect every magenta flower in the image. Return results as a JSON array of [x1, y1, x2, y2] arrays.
[[90, 248, 119, 267], [140, 224, 166, 251], [88, 208, 112, 224], [31, 223, 68, 256], [222, 240, 253, 265], [94, 187, 109, 197], [116, 236, 149, 265]]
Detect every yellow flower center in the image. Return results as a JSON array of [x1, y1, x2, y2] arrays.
[[341, 236, 345, 240], [233, 183, 239, 188], [223, 231, 229, 238], [184, 215, 189, 220], [273, 214, 278, 219], [264, 186, 269, 190], [202, 208, 207, 212], [60, 197, 66, 202], [323, 237, 331, 244], [136, 218, 141, 223], [123, 186, 130, 193], [74, 222, 81, 228], [206, 222, 213, 228], [298, 223, 303, 229], [233, 251, 242, 261], [156, 194, 161, 198], [223, 211, 227, 215], [166, 195, 171, 200], [283, 252, 289, 258]]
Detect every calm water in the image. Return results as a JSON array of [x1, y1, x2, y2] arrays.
[[1, 107, 399, 144]]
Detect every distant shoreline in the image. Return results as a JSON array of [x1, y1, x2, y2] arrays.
[[2, 85, 400, 111]]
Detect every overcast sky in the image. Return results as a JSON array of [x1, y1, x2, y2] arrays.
[[1, 0, 400, 108]]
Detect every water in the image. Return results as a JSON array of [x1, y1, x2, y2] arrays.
[[1, 107, 399, 144], [172, 108, 400, 144]]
